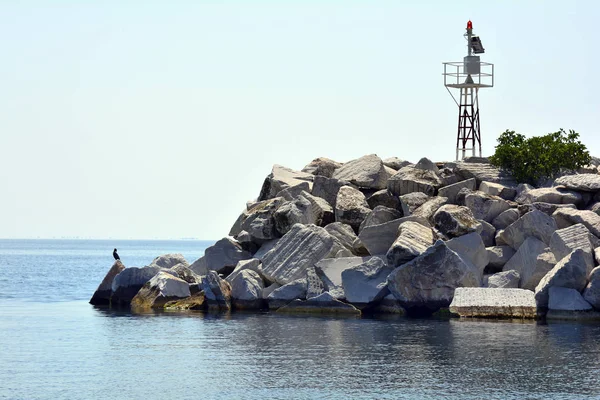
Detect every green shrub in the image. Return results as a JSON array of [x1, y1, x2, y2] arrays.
[[489, 129, 591, 184]]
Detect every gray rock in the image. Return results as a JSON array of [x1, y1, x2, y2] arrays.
[[149, 254, 188, 269], [583, 267, 600, 309], [478, 219, 496, 247], [433, 204, 481, 238], [276, 292, 361, 315], [412, 196, 449, 222], [276, 182, 311, 201], [366, 189, 401, 210], [487, 270, 520, 288], [446, 232, 489, 277], [439, 168, 459, 186], [479, 181, 517, 201], [252, 239, 279, 261], [515, 187, 582, 206], [399, 192, 431, 216], [240, 197, 286, 241], [454, 161, 517, 186], [464, 191, 511, 223], [534, 249, 589, 308], [486, 246, 516, 271], [190, 238, 252, 275], [225, 259, 263, 284], [548, 286, 592, 311], [549, 224, 597, 276], [325, 222, 361, 255], [491, 208, 520, 230], [111, 265, 161, 306], [130, 271, 191, 309], [502, 236, 547, 287], [341, 257, 393, 307], [438, 178, 477, 204], [273, 194, 323, 235], [201, 271, 232, 311], [236, 230, 259, 253], [230, 270, 265, 310], [500, 210, 557, 250], [387, 165, 443, 196], [258, 164, 314, 201], [552, 208, 600, 237], [522, 250, 556, 291], [314, 256, 372, 290], [261, 224, 345, 285], [359, 206, 402, 233], [335, 186, 371, 231], [331, 154, 391, 190], [386, 221, 435, 267], [170, 263, 202, 284], [267, 278, 307, 309], [449, 288, 537, 318], [554, 174, 600, 192], [414, 157, 439, 173], [311, 175, 351, 209], [301, 157, 343, 178], [387, 240, 481, 314], [357, 216, 428, 256], [520, 202, 577, 216], [383, 157, 412, 170], [301, 191, 335, 225], [90, 261, 126, 306]]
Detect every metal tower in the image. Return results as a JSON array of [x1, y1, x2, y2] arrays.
[[443, 20, 494, 160]]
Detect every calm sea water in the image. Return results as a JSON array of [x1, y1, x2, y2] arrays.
[[1, 239, 600, 400]]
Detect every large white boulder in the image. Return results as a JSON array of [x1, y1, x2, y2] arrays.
[[554, 174, 600, 192], [386, 221, 435, 267], [449, 288, 537, 318], [387, 240, 480, 314], [446, 232, 489, 277], [552, 208, 600, 238], [111, 265, 161, 306], [149, 254, 188, 269], [534, 249, 589, 308], [130, 271, 191, 309], [549, 223, 597, 276], [261, 224, 345, 285], [90, 261, 126, 305], [335, 186, 371, 231], [499, 210, 557, 250], [341, 257, 393, 307], [258, 164, 314, 201], [230, 270, 265, 310], [464, 191, 511, 223], [433, 204, 482, 238], [332, 154, 391, 190], [387, 165, 443, 197]]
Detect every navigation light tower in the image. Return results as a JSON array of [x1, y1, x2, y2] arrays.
[[443, 20, 494, 160]]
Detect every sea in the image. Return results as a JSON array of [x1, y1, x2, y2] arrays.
[[1, 239, 600, 400]]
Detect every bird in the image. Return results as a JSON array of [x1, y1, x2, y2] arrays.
[[113, 248, 120, 261]]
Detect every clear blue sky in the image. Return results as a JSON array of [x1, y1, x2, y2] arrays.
[[1, 1, 598, 240]]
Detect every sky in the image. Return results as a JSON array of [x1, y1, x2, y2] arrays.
[[1, 0, 599, 240]]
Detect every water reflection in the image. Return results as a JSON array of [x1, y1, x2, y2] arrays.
[[7, 302, 599, 399]]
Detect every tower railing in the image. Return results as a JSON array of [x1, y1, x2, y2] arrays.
[[443, 61, 494, 88]]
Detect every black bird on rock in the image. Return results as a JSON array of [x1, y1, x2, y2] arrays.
[[113, 248, 120, 261]]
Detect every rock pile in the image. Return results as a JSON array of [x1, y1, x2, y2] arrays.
[[91, 154, 600, 319]]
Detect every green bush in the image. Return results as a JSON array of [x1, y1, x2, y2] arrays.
[[488, 129, 591, 184]]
